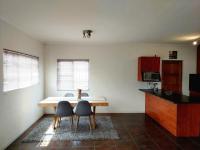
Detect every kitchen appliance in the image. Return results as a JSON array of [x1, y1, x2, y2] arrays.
[[189, 74, 200, 92], [142, 72, 161, 82]]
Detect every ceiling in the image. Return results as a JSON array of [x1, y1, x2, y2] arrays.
[[0, 0, 200, 44]]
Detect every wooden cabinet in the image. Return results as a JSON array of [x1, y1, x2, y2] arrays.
[[138, 56, 160, 81], [145, 93, 177, 135], [162, 60, 182, 94], [145, 93, 200, 137]]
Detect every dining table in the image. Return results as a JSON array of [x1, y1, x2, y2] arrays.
[[38, 96, 109, 129]]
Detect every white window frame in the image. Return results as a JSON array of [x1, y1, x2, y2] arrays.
[[3, 49, 39, 92], [57, 59, 89, 91]]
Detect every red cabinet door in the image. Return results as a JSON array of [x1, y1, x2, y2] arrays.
[[140, 57, 160, 72], [138, 56, 160, 81]]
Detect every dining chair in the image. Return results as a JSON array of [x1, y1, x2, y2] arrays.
[[81, 92, 89, 97], [64, 93, 74, 97], [55, 101, 74, 129], [74, 100, 93, 131]]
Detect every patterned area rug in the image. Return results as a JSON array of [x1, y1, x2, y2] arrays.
[[22, 116, 119, 142]]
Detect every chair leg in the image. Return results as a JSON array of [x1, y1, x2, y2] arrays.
[[58, 117, 61, 127], [55, 116, 59, 129], [75, 116, 80, 132], [70, 116, 73, 130], [89, 115, 92, 131], [72, 116, 74, 126], [53, 116, 57, 129], [92, 114, 96, 129]]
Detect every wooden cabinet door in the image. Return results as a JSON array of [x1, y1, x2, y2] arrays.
[[162, 60, 182, 94], [145, 93, 177, 136], [141, 57, 160, 72], [138, 56, 160, 81]]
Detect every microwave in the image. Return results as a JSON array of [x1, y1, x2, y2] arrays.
[[142, 72, 161, 82]]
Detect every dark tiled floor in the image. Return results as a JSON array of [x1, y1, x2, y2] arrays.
[[6, 113, 200, 150]]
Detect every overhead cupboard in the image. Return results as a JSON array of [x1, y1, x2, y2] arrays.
[[138, 56, 160, 81]]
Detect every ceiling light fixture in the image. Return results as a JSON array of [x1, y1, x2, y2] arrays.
[[83, 30, 93, 38], [193, 40, 198, 46], [192, 38, 200, 46]]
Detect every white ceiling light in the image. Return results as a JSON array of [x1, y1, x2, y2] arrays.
[[192, 38, 200, 46], [193, 41, 198, 46]]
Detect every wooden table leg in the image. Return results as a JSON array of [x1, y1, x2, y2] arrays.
[[53, 116, 57, 129], [53, 107, 57, 129], [92, 106, 96, 129]]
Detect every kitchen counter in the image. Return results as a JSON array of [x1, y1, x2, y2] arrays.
[[139, 89, 200, 104], [140, 89, 200, 137]]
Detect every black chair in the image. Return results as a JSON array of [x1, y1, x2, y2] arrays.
[[64, 93, 74, 97], [81, 92, 89, 97], [75, 100, 93, 131], [55, 101, 74, 129]]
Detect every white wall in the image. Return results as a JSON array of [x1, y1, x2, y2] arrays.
[[0, 19, 44, 149], [44, 43, 196, 114]]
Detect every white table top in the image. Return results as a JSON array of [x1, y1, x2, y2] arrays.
[[38, 96, 108, 107]]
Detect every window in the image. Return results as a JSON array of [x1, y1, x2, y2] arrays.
[[3, 49, 39, 92], [57, 60, 89, 90]]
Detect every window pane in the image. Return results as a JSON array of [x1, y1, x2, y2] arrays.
[[3, 50, 39, 92], [57, 60, 89, 90], [19, 55, 32, 88]]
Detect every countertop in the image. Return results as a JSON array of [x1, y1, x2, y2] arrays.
[[140, 89, 200, 104]]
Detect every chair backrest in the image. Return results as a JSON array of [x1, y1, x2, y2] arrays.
[[75, 100, 92, 116], [81, 92, 89, 97], [64, 93, 74, 97], [56, 101, 73, 117]]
